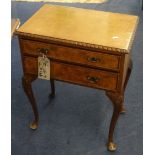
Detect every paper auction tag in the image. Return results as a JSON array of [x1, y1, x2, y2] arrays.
[[38, 56, 50, 80]]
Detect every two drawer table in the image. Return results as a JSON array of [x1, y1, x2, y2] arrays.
[[15, 4, 138, 151]]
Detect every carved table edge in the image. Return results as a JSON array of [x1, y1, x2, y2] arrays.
[[15, 31, 129, 53]]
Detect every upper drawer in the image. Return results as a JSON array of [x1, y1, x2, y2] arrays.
[[21, 39, 120, 71]]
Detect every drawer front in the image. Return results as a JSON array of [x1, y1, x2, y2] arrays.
[[23, 57, 118, 91], [21, 39, 120, 71]]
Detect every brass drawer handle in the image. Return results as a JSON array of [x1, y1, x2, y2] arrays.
[[87, 76, 100, 83], [87, 57, 101, 63], [37, 48, 49, 55]]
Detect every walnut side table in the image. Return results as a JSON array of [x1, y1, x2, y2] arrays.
[[15, 4, 138, 151]]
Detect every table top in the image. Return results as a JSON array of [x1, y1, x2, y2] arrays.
[[16, 4, 138, 53]]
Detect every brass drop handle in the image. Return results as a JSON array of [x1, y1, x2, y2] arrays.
[[87, 57, 101, 63], [37, 48, 49, 55], [87, 76, 100, 83]]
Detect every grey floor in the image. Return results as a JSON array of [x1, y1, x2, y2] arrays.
[[11, 0, 143, 155]]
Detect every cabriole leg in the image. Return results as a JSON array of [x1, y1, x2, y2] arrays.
[[124, 59, 133, 91], [121, 59, 133, 114], [50, 79, 55, 97], [22, 74, 39, 130], [106, 91, 124, 151]]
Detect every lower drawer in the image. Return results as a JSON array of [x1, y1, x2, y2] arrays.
[[23, 57, 118, 91]]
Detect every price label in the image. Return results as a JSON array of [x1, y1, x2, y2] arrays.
[[38, 56, 50, 80]]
